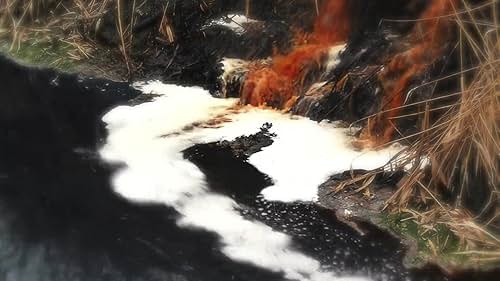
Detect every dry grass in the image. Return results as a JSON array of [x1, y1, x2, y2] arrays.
[[116, 0, 134, 77], [245, 0, 250, 17], [339, 0, 499, 263], [0, 0, 133, 70], [158, 2, 175, 44], [0, 0, 183, 78]]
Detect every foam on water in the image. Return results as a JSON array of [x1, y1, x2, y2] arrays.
[[204, 14, 259, 34], [101, 81, 400, 280]]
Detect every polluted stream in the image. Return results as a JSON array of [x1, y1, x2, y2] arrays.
[[101, 81, 402, 281], [1, 0, 497, 279], [0, 58, 495, 281]]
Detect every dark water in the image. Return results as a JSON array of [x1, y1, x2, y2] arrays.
[[0, 56, 497, 281], [185, 142, 408, 281]]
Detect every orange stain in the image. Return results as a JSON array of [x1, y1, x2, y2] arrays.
[[365, 0, 459, 146], [241, 67, 294, 108], [240, 0, 351, 109], [313, 0, 351, 45], [241, 0, 457, 148]]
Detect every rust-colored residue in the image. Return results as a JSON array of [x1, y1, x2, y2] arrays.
[[313, 0, 351, 45], [240, 0, 350, 109], [160, 106, 244, 138], [363, 0, 458, 147]]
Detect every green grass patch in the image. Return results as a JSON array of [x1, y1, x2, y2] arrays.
[[381, 212, 469, 266], [0, 38, 76, 71]]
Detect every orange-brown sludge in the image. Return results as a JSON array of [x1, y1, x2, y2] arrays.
[[364, 0, 459, 146], [240, 66, 294, 108], [240, 0, 351, 109]]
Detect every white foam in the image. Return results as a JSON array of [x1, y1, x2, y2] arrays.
[[325, 44, 346, 74], [100, 81, 399, 280], [192, 107, 401, 202], [244, 117, 400, 202], [219, 58, 250, 98], [204, 14, 259, 34]]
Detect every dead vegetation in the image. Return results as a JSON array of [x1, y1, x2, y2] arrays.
[[338, 0, 499, 265], [0, 0, 134, 76]]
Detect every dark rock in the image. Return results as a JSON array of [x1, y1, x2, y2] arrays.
[[222, 122, 276, 158]]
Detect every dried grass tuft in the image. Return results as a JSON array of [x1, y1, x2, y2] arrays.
[[339, 0, 499, 262], [0, 0, 133, 72]]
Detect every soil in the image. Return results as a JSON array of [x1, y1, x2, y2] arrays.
[[317, 174, 421, 267]]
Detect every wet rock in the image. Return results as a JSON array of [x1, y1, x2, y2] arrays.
[[318, 169, 405, 225], [291, 82, 333, 117], [294, 65, 385, 122], [184, 122, 276, 161], [222, 122, 276, 158]]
